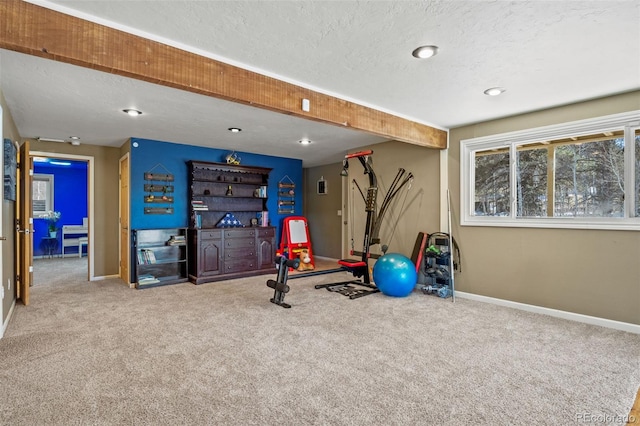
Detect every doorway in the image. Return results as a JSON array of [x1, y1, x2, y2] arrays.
[[30, 151, 94, 282]]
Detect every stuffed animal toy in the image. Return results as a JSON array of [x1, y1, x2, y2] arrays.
[[296, 249, 315, 271]]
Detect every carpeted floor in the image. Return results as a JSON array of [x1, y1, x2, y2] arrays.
[[1, 258, 639, 425]]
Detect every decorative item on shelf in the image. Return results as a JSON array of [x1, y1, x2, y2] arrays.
[[225, 151, 241, 165], [216, 212, 243, 228], [144, 163, 174, 214], [278, 175, 296, 214], [44, 210, 61, 237]]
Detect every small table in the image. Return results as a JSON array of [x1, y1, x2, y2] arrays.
[[40, 236, 59, 258]]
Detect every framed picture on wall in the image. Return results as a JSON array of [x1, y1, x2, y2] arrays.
[[317, 176, 327, 195], [4, 138, 16, 201]]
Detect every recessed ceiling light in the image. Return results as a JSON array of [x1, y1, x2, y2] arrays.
[[484, 87, 506, 96], [412, 45, 439, 59], [228, 127, 242, 133], [299, 139, 312, 145], [122, 108, 142, 116]]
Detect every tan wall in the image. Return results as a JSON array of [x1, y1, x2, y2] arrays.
[[448, 90, 640, 325], [346, 140, 441, 258], [1, 89, 20, 324], [29, 140, 121, 278], [303, 163, 343, 259], [305, 141, 440, 257]]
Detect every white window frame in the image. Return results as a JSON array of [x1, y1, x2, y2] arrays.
[[32, 173, 54, 218], [461, 110, 640, 230]]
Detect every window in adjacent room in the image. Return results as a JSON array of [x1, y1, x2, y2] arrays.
[[32, 173, 54, 217]]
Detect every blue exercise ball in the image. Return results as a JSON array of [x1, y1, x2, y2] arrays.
[[373, 253, 417, 297]]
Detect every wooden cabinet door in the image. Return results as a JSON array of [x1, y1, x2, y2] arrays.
[[200, 238, 222, 276], [257, 237, 274, 270], [256, 227, 275, 270]]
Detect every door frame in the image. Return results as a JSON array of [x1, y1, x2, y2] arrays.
[[17, 141, 32, 304], [119, 152, 130, 286], [30, 151, 95, 280]]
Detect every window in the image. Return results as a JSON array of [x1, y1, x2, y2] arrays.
[[461, 111, 640, 230], [635, 127, 640, 217], [32, 174, 54, 217]]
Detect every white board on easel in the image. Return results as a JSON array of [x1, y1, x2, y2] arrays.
[[287, 219, 308, 245]]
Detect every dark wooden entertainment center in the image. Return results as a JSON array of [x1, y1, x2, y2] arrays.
[[187, 160, 276, 284]]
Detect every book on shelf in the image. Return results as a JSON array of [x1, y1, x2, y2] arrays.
[[191, 200, 208, 210], [138, 274, 160, 285], [137, 249, 157, 264], [167, 235, 186, 246], [191, 202, 209, 211], [259, 211, 269, 227]]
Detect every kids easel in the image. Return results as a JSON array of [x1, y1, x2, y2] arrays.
[[278, 216, 315, 268]]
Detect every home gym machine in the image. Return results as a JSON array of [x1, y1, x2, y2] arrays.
[[266, 149, 413, 308]]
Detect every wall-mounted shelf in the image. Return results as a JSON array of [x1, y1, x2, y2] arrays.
[[144, 164, 174, 215], [278, 176, 295, 214]]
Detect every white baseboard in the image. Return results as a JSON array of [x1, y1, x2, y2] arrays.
[[313, 256, 339, 261], [1, 300, 16, 339], [455, 291, 640, 335], [90, 274, 120, 281]]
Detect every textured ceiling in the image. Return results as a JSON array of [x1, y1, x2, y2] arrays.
[[1, 0, 639, 166]]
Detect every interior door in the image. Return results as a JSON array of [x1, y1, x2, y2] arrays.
[[17, 140, 32, 305], [119, 154, 130, 284]]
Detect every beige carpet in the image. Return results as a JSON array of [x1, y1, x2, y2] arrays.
[[1, 257, 639, 425]]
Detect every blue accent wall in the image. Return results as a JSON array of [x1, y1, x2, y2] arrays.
[[129, 138, 303, 244], [33, 160, 88, 256]]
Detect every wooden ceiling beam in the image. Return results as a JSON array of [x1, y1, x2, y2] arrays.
[[0, 0, 447, 149]]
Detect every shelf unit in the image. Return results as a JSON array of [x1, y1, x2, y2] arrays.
[[143, 168, 175, 215], [132, 228, 188, 289], [277, 176, 295, 214], [187, 160, 276, 284], [420, 233, 454, 299], [187, 160, 272, 229]]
